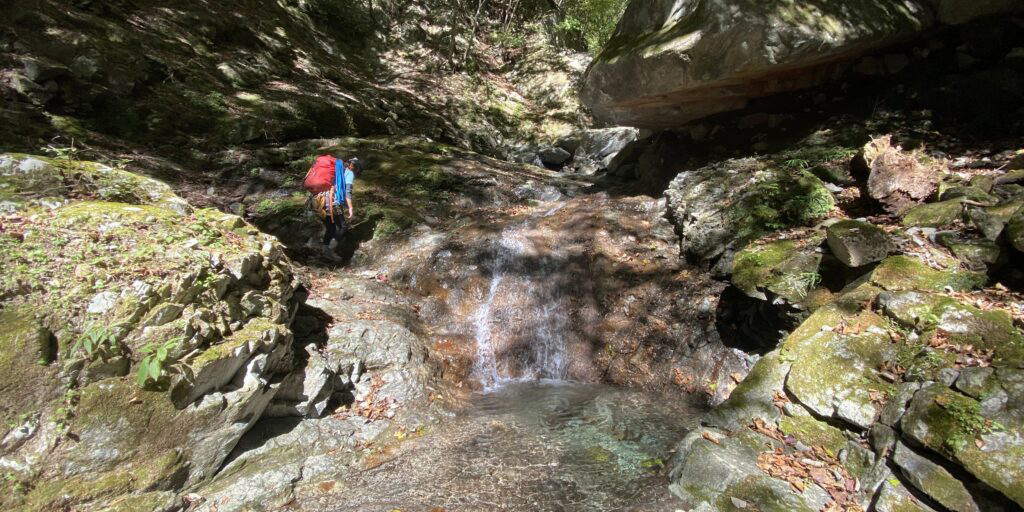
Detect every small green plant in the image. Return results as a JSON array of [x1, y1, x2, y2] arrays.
[[782, 158, 811, 171], [68, 324, 120, 360], [938, 394, 1003, 453], [43, 136, 80, 161], [780, 271, 822, 299], [54, 388, 79, 435], [915, 311, 941, 331], [136, 337, 184, 387]]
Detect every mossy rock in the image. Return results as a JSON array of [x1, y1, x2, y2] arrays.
[[669, 428, 830, 512], [730, 170, 835, 243], [874, 480, 938, 512], [868, 256, 986, 292], [892, 442, 980, 512], [779, 414, 848, 455], [666, 160, 834, 268], [732, 237, 823, 303], [901, 199, 965, 228], [901, 383, 1024, 507], [704, 350, 791, 430], [0, 154, 191, 214], [98, 491, 178, 512], [939, 185, 998, 205], [826, 219, 892, 267], [0, 307, 60, 434], [1008, 208, 1024, 253], [21, 444, 185, 511], [968, 175, 995, 193], [934, 233, 1003, 271], [172, 319, 284, 407], [783, 305, 891, 429], [877, 291, 1023, 366], [966, 199, 1023, 240]]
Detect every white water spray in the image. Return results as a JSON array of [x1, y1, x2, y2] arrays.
[[471, 214, 570, 389]]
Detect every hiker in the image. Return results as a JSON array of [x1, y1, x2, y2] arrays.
[[304, 155, 362, 257]]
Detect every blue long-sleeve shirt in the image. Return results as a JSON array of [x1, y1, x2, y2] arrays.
[[333, 160, 354, 206]]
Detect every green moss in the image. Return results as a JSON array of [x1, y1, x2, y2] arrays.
[[869, 256, 986, 292], [21, 466, 135, 511], [779, 415, 847, 455], [0, 307, 60, 432], [940, 185, 998, 204], [732, 238, 823, 302], [733, 171, 834, 239], [57, 201, 180, 223], [250, 195, 307, 221], [190, 319, 279, 369], [901, 199, 965, 228], [99, 491, 177, 512]]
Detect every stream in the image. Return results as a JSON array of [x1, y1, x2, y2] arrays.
[[312, 381, 702, 511], [306, 204, 704, 511]]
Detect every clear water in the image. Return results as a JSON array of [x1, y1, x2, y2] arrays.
[[316, 382, 704, 511]]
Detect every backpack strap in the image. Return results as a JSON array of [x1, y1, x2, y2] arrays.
[[335, 159, 345, 206]]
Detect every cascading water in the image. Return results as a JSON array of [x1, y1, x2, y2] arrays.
[[472, 214, 570, 389]]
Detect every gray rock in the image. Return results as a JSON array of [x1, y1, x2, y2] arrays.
[[936, 368, 960, 387], [574, 127, 639, 165], [879, 382, 922, 426], [144, 303, 185, 327], [537, 147, 572, 166], [665, 157, 834, 269], [870, 423, 898, 458], [669, 428, 832, 511], [703, 350, 790, 430], [966, 200, 1023, 240], [954, 367, 996, 399], [1008, 208, 1024, 253], [826, 220, 892, 267], [893, 442, 980, 512], [875, 480, 938, 512], [785, 304, 890, 430], [581, 0, 1022, 128], [87, 291, 119, 314]]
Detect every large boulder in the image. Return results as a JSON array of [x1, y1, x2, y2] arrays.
[[581, 0, 1023, 128], [581, 0, 934, 128], [0, 154, 302, 510], [665, 158, 834, 272]]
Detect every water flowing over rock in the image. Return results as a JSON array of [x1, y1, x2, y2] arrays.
[[581, 0, 1022, 128], [471, 219, 571, 387]]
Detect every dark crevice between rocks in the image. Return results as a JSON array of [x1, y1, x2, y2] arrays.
[[715, 286, 804, 354], [992, 248, 1024, 293]]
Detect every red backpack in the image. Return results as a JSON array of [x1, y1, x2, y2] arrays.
[[303, 155, 336, 193]]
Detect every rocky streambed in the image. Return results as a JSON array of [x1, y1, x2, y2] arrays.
[[0, 141, 745, 511]]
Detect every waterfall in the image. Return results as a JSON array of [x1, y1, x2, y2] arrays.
[[471, 217, 569, 389]]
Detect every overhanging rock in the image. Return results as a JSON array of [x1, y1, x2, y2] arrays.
[[581, 0, 1022, 129]]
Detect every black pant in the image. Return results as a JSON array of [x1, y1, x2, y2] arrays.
[[322, 213, 348, 245]]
